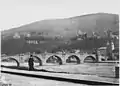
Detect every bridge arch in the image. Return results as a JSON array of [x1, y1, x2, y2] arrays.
[[33, 56, 43, 66], [2, 58, 20, 67], [46, 55, 63, 65], [84, 56, 96, 63], [66, 55, 81, 64]]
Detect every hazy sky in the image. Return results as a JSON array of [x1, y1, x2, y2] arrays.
[[0, 0, 119, 31]]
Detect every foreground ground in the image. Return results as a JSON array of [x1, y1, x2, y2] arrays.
[[1, 73, 89, 86]]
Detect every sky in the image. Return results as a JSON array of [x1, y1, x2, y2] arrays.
[[0, 0, 119, 31]]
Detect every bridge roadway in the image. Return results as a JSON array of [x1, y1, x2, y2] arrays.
[[1, 53, 98, 67]]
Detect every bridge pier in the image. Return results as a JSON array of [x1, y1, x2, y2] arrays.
[[18, 56, 24, 63], [62, 54, 66, 65]]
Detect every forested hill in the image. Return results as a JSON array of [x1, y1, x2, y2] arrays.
[[1, 13, 119, 55]]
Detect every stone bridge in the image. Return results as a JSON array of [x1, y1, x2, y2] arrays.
[[1, 53, 97, 67]]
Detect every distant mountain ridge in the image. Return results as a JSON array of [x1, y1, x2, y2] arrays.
[[1, 13, 119, 55]]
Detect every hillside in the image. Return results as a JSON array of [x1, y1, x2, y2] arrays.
[[1, 13, 119, 55], [2, 13, 119, 38]]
